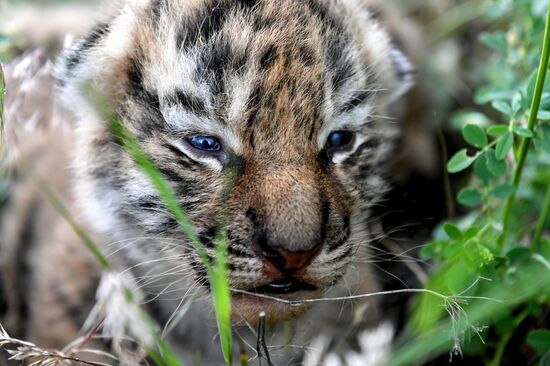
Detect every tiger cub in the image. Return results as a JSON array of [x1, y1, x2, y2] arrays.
[[1, 0, 414, 364]]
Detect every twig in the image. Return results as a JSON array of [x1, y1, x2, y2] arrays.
[[70, 318, 105, 354], [255, 312, 272, 366]]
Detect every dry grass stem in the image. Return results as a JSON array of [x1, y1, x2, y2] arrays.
[[0, 324, 114, 366]]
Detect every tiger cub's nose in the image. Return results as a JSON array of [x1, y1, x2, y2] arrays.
[[257, 236, 322, 273]]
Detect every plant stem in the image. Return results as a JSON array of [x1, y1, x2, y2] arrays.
[[497, 2, 550, 255], [487, 310, 528, 366], [532, 181, 550, 252]]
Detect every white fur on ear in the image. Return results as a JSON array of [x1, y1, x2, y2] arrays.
[[389, 46, 415, 103]]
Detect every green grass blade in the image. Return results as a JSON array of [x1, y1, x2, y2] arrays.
[[153, 333, 185, 366], [211, 230, 233, 364], [147, 349, 170, 366]]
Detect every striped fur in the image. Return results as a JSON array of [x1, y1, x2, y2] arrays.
[[2, 0, 413, 364]]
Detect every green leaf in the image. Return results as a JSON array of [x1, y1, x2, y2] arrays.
[[512, 127, 534, 138], [447, 149, 475, 173], [479, 31, 508, 52], [487, 125, 509, 137], [512, 92, 523, 115], [475, 88, 513, 104], [485, 150, 507, 177], [474, 153, 495, 184], [495, 132, 514, 160], [443, 223, 463, 241], [463, 124, 488, 148], [506, 247, 531, 262], [457, 188, 483, 207], [527, 329, 550, 355], [538, 110, 550, 120], [464, 226, 480, 240], [490, 183, 516, 199], [492, 100, 513, 116]]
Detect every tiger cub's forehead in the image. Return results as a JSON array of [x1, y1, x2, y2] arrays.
[[120, 0, 388, 153]]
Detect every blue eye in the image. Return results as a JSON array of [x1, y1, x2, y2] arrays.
[[188, 136, 222, 152], [327, 131, 354, 149]]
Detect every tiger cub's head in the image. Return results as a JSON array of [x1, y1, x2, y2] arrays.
[[59, 0, 413, 324]]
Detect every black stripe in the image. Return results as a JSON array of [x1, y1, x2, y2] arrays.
[[165, 89, 207, 115], [164, 143, 187, 158], [147, 218, 179, 234], [319, 202, 330, 243], [177, 1, 228, 49], [303, 0, 343, 32], [135, 196, 162, 211], [199, 226, 217, 249], [190, 260, 211, 288], [161, 144, 200, 171], [339, 90, 373, 113], [328, 46, 355, 91], [157, 166, 186, 183], [343, 139, 378, 169], [227, 245, 253, 257], [245, 208, 260, 231], [127, 58, 162, 116], [244, 84, 262, 129], [258, 45, 278, 71], [177, 0, 258, 49], [297, 44, 316, 67], [328, 216, 351, 251], [330, 244, 355, 262]]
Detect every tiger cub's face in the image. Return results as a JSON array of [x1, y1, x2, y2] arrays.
[[60, 0, 413, 324]]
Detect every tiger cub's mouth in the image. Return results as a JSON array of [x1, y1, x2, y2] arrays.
[[247, 277, 317, 295]]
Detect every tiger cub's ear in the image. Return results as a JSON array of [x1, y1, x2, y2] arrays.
[[361, 0, 416, 102], [388, 45, 415, 103]]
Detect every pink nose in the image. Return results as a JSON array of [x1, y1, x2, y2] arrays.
[[260, 244, 321, 273]]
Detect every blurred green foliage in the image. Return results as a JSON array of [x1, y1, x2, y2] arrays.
[[392, 0, 550, 364]]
